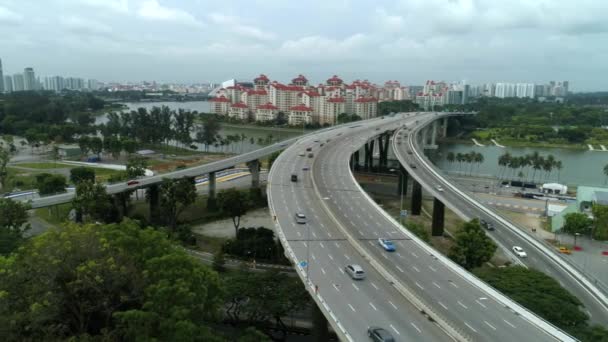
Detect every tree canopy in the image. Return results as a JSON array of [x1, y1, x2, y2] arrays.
[[159, 177, 197, 230], [563, 212, 592, 235], [592, 204, 608, 240], [0, 220, 224, 341], [217, 188, 251, 236], [448, 219, 497, 270], [0, 198, 31, 255]]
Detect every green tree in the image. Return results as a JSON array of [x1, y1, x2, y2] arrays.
[[0, 146, 9, 190], [69, 166, 96, 184], [159, 177, 197, 230], [0, 198, 31, 254], [72, 180, 115, 223], [448, 219, 497, 270], [213, 249, 227, 273], [604, 164, 608, 184], [0, 220, 224, 341], [35, 173, 67, 195], [406, 222, 430, 242], [196, 118, 221, 151], [563, 212, 592, 236], [592, 204, 608, 240], [126, 155, 148, 179], [217, 188, 251, 236], [267, 150, 281, 169], [89, 136, 103, 158]]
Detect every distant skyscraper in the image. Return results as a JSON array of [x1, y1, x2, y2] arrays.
[[3, 75, 13, 93], [23, 67, 36, 90], [0, 58, 4, 92], [13, 73, 24, 91]]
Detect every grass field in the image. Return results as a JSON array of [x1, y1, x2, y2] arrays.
[[13, 162, 72, 169]]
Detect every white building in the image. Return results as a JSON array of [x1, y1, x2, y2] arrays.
[[229, 102, 250, 120], [23, 67, 36, 90], [288, 104, 313, 125], [255, 102, 279, 122]]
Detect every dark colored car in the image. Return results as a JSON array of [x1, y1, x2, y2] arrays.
[[306, 147, 312, 152], [127, 180, 140, 186], [291, 174, 298, 182], [367, 326, 394, 342]]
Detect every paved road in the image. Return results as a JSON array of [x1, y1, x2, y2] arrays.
[[396, 117, 608, 326], [307, 114, 561, 341], [268, 118, 452, 342]]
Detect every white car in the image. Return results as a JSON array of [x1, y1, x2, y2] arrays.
[[345, 264, 366, 280], [436, 185, 444, 192], [512, 246, 527, 257]]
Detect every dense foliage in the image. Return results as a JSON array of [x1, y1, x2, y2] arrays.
[[448, 219, 497, 270], [592, 204, 608, 240], [0, 198, 30, 255], [474, 267, 608, 341], [377, 100, 419, 115], [0, 220, 224, 341], [223, 227, 287, 263]]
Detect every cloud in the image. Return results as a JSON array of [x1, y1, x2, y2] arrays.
[[279, 34, 370, 60], [0, 5, 23, 24], [374, 8, 404, 33], [79, 0, 129, 13], [208, 13, 276, 41], [137, 0, 204, 28], [61, 16, 114, 36]]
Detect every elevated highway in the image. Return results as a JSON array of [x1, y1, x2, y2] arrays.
[[269, 113, 574, 341], [395, 114, 608, 326]]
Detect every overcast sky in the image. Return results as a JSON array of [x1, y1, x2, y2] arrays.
[[1, 0, 607, 90]]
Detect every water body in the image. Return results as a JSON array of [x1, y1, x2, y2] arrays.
[[95, 101, 301, 153], [432, 143, 608, 187]]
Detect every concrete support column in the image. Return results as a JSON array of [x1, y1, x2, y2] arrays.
[[422, 127, 428, 147], [311, 304, 328, 342], [411, 180, 422, 215], [442, 117, 448, 137], [365, 140, 375, 172], [207, 172, 217, 210], [247, 159, 261, 188], [381, 134, 390, 170], [148, 184, 160, 224], [353, 150, 360, 171], [397, 165, 408, 196], [363, 143, 370, 171], [431, 120, 437, 146], [432, 197, 445, 236], [377, 135, 385, 172]]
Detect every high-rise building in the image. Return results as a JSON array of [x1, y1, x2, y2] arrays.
[[87, 79, 99, 90], [3, 75, 13, 93], [0, 58, 4, 93], [23, 67, 36, 90], [13, 73, 25, 91]]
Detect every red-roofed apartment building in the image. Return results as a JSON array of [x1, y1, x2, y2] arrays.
[[255, 102, 279, 122], [288, 104, 313, 125], [229, 101, 250, 120]]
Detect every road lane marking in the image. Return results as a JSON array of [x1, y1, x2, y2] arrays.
[[352, 283, 360, 291], [321, 268, 326, 275], [390, 324, 401, 335], [333, 284, 340, 291], [369, 302, 377, 311], [457, 301, 468, 309], [432, 281, 441, 289], [297, 231, 302, 237], [464, 322, 478, 333], [348, 304, 356, 312], [311, 253, 316, 261], [410, 323, 421, 333], [389, 301, 398, 310], [338, 268, 345, 274], [503, 319, 516, 328], [396, 252, 404, 258], [449, 281, 459, 288], [328, 254, 334, 261], [319, 242, 325, 249], [484, 321, 497, 330], [311, 232, 317, 238], [382, 253, 388, 259], [411, 252, 419, 258], [412, 266, 420, 272], [415, 282, 424, 290], [428, 265, 437, 272], [396, 265, 404, 273], [475, 300, 487, 308], [438, 301, 448, 310], [302, 242, 307, 247], [358, 230, 364, 235], [334, 242, 340, 248], [344, 254, 351, 260]]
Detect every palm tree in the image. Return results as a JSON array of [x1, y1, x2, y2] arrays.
[[474, 152, 484, 175], [497, 152, 511, 180], [604, 163, 608, 184], [456, 153, 464, 173], [556, 160, 563, 182], [447, 152, 455, 166]]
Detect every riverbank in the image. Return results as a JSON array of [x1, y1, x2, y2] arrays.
[[440, 137, 588, 150]]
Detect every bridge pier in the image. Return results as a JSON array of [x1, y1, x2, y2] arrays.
[[442, 117, 448, 137], [148, 184, 160, 225], [353, 150, 360, 171], [432, 197, 445, 236], [380, 133, 390, 171], [431, 121, 438, 146], [397, 165, 408, 196], [247, 159, 261, 188], [364, 140, 375, 171], [207, 171, 217, 210], [311, 303, 329, 342], [411, 180, 422, 215]]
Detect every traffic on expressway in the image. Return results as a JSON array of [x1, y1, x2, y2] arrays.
[[395, 115, 608, 326], [268, 113, 574, 341]]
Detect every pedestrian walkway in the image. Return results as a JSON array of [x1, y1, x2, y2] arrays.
[[552, 234, 608, 291]]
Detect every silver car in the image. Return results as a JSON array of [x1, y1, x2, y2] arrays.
[[295, 213, 307, 224], [345, 264, 366, 280]]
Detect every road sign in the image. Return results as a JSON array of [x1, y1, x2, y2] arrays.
[[400, 210, 408, 217], [299, 261, 308, 267]]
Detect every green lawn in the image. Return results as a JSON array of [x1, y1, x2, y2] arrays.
[[13, 162, 72, 169], [35, 203, 73, 225]]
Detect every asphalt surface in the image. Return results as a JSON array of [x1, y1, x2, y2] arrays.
[[268, 118, 452, 342], [305, 114, 561, 341], [396, 117, 608, 326]]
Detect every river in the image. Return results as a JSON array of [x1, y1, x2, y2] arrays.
[[432, 143, 608, 187], [95, 101, 302, 153]]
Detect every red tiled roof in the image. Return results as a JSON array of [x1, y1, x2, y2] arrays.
[[254, 74, 270, 83], [247, 89, 268, 95], [327, 75, 343, 83], [231, 102, 248, 108], [271, 83, 304, 91], [355, 96, 378, 103], [291, 74, 308, 83], [289, 104, 313, 111], [257, 102, 279, 110], [304, 91, 321, 97], [327, 96, 345, 103], [211, 95, 231, 103]]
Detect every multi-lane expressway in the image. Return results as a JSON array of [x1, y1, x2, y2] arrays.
[[268, 112, 574, 341], [396, 114, 608, 325]]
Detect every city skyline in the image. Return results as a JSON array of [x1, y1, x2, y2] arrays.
[[0, 1, 606, 90]]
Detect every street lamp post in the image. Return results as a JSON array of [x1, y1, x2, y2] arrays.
[[574, 232, 580, 250]]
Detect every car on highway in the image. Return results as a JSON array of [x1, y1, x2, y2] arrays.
[[367, 326, 395, 342], [308, 153, 314, 158], [291, 174, 298, 182], [302, 166, 310, 171], [558, 246, 572, 255], [407, 150, 413, 155], [295, 212, 307, 224], [298, 152, 305, 157], [345, 264, 366, 280], [409, 163, 417, 169], [512, 246, 527, 257], [314, 140, 319, 142], [306, 147, 312, 152], [127, 180, 140, 186], [480, 219, 495, 231], [378, 238, 396, 252], [436, 185, 444, 192]]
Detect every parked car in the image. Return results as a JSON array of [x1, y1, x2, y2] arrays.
[[378, 238, 396, 252], [295, 212, 307, 224], [558, 246, 572, 255], [512, 246, 527, 257], [308, 153, 314, 158], [436, 185, 444, 192], [367, 327, 395, 342], [345, 264, 366, 280]]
